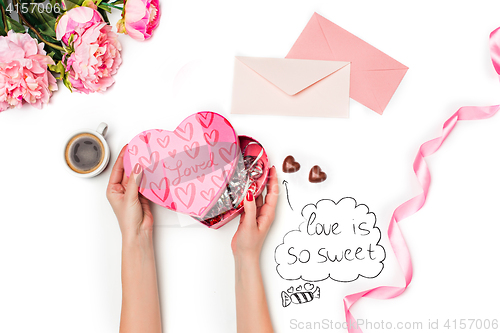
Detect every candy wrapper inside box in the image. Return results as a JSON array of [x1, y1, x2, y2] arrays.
[[123, 112, 270, 229]]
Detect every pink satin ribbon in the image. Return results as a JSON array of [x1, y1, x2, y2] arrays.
[[343, 27, 500, 332]]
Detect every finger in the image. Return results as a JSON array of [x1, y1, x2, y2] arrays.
[[258, 166, 278, 230], [122, 171, 130, 190], [121, 166, 129, 187], [240, 191, 257, 229], [139, 194, 152, 217], [124, 163, 143, 203], [256, 194, 264, 208], [255, 194, 264, 217], [108, 145, 127, 188], [107, 183, 126, 195], [121, 150, 131, 187], [139, 194, 154, 225], [263, 166, 279, 206]]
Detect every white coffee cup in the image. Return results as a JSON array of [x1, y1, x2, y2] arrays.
[[63, 122, 110, 178]]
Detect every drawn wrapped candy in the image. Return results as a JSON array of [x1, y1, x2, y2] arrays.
[[281, 284, 320, 307]]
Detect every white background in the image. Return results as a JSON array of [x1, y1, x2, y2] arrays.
[[1, 0, 500, 332]]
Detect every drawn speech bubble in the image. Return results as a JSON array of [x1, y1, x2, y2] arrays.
[[275, 197, 386, 282]]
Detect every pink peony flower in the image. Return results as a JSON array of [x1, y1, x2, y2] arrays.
[[56, 6, 103, 45], [56, 7, 122, 94], [117, 0, 160, 41], [0, 31, 58, 112]]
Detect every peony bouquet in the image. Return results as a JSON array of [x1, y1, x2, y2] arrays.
[[0, 0, 160, 112]]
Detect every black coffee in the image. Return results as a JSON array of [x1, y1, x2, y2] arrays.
[[65, 133, 104, 174]]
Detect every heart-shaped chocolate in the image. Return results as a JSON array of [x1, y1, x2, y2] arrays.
[[309, 165, 327, 183], [124, 112, 240, 218], [282, 155, 300, 173]]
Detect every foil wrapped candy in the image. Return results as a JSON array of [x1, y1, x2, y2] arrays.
[[196, 142, 265, 227]]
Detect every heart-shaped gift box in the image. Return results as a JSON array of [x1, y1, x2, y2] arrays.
[[123, 112, 269, 228]]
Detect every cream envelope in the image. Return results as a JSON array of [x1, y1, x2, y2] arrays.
[[231, 57, 351, 118]]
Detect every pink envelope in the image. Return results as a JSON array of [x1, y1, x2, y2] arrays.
[[287, 12, 408, 115], [231, 56, 351, 118]]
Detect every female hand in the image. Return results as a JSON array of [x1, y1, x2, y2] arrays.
[[107, 146, 162, 333], [231, 166, 278, 261], [106, 145, 153, 240], [232, 166, 278, 333]]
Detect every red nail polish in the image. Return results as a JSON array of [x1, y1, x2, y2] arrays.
[[246, 190, 254, 201]]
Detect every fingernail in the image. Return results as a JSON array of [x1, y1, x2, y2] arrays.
[[133, 163, 143, 186], [246, 190, 254, 201], [135, 171, 143, 187], [133, 163, 142, 174]]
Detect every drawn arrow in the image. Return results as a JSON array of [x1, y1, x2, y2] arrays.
[[282, 180, 293, 211]]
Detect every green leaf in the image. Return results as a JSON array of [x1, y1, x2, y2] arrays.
[[64, 0, 83, 10], [42, 42, 64, 60], [0, 6, 7, 36], [98, 4, 111, 13], [47, 48, 63, 62], [41, 31, 60, 45], [97, 0, 122, 11], [55, 66, 74, 94], [27, 28, 64, 61], [48, 60, 73, 92], [48, 61, 66, 74], [96, 7, 109, 23], [62, 76, 73, 92], [26, 28, 37, 39], [26, 10, 58, 38], [6, 17, 26, 33]]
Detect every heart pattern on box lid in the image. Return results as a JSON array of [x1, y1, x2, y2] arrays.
[[124, 112, 240, 218]]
